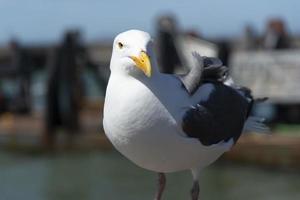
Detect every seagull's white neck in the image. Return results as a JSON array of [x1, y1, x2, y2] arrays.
[[134, 70, 188, 124], [107, 53, 189, 125]]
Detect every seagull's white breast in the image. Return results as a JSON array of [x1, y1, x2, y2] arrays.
[[103, 74, 231, 173]]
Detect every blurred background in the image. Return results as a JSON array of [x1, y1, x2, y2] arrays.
[[0, 0, 300, 200]]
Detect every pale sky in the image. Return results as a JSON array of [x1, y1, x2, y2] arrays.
[[0, 0, 299, 44]]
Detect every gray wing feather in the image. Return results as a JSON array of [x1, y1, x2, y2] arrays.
[[179, 52, 203, 94], [179, 52, 228, 94]]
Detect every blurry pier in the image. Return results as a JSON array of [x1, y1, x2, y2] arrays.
[[1, 105, 300, 169], [224, 134, 300, 168], [1, 19, 300, 170], [0, 101, 112, 152]]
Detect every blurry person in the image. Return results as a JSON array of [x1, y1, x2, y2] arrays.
[[263, 19, 290, 49], [240, 24, 258, 50], [156, 14, 182, 73], [216, 40, 230, 66], [0, 85, 7, 114], [9, 39, 31, 113], [262, 19, 300, 123], [43, 30, 84, 148]]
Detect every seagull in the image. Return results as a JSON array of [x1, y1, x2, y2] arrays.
[[103, 30, 267, 200]]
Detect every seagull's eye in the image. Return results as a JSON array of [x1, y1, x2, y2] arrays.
[[118, 42, 124, 49]]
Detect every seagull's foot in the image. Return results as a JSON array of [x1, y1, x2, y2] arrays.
[[190, 181, 200, 200], [154, 173, 166, 200]]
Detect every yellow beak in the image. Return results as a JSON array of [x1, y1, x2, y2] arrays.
[[130, 51, 152, 77]]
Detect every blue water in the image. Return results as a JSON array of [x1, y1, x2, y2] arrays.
[[0, 150, 299, 200]]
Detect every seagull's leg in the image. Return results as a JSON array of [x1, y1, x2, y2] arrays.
[[154, 173, 166, 200], [190, 180, 200, 200]]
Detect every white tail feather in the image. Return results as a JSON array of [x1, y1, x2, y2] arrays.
[[224, 76, 235, 87]]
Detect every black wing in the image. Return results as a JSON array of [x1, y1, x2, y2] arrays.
[[181, 82, 251, 146]]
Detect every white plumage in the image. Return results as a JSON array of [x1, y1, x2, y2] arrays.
[[103, 30, 264, 200], [104, 71, 232, 172]]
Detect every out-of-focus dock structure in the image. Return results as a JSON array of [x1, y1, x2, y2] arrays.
[[1, 18, 300, 169], [0, 32, 112, 151]]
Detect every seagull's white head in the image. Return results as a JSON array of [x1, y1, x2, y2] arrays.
[[110, 30, 156, 78]]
